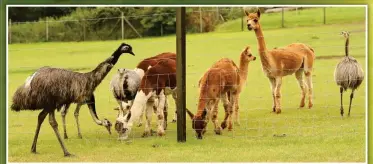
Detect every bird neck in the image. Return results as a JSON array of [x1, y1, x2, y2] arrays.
[[345, 37, 349, 57]]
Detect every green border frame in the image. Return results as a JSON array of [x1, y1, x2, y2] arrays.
[[1, 0, 371, 163]]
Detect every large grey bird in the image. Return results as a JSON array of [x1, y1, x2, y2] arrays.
[[334, 31, 364, 117]]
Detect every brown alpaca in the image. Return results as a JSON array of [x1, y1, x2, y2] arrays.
[[209, 46, 256, 125], [245, 10, 315, 113], [187, 46, 256, 139]]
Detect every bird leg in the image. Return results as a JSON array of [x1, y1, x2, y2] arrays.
[[61, 104, 71, 139], [340, 87, 344, 117], [348, 89, 355, 117], [48, 111, 73, 157], [31, 109, 48, 154], [74, 104, 83, 138]]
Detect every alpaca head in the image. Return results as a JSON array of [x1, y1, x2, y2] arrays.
[[186, 108, 207, 139], [245, 9, 261, 31], [241, 46, 256, 62], [117, 68, 126, 76], [119, 43, 135, 56], [115, 111, 132, 140], [341, 31, 350, 39]]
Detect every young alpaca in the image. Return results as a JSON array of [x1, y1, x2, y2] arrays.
[[115, 59, 176, 140], [11, 43, 134, 156], [188, 46, 256, 139], [209, 46, 256, 125], [245, 9, 315, 113]]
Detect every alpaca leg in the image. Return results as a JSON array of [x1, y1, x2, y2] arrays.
[[295, 70, 306, 108], [274, 77, 282, 114], [212, 99, 222, 135], [61, 104, 70, 139], [268, 77, 277, 112], [340, 87, 344, 117], [31, 109, 48, 154], [48, 111, 72, 157], [234, 95, 240, 126], [227, 91, 238, 131], [74, 104, 83, 138], [348, 89, 355, 117], [220, 94, 230, 130], [172, 91, 177, 123], [305, 72, 313, 108], [163, 98, 168, 130], [87, 94, 112, 134], [142, 101, 154, 137], [156, 91, 166, 136]]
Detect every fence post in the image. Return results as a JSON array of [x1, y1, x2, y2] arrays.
[[241, 16, 244, 31], [199, 7, 203, 33], [281, 8, 284, 28], [9, 19, 11, 44], [45, 18, 49, 42], [323, 7, 326, 25], [121, 12, 124, 40], [83, 20, 86, 41], [176, 7, 186, 143], [160, 23, 163, 36]]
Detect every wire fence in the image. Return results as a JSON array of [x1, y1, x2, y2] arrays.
[[8, 7, 365, 44]]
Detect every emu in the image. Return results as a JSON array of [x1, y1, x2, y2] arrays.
[[115, 58, 176, 140], [187, 46, 256, 139], [11, 43, 134, 156], [334, 31, 364, 117]]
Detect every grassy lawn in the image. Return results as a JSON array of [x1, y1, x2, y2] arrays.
[[215, 7, 366, 32], [7, 19, 366, 162]]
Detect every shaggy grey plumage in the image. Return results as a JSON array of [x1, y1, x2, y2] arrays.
[[334, 31, 364, 117], [10, 43, 134, 157]]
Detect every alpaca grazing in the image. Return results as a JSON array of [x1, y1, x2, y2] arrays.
[[187, 46, 256, 139], [11, 43, 134, 156], [245, 9, 315, 113], [112, 52, 177, 127], [115, 59, 176, 140], [110, 68, 141, 114], [334, 31, 364, 117]]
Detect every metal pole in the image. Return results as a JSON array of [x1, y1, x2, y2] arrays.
[[323, 7, 326, 24], [281, 8, 284, 28], [46, 18, 49, 41], [83, 20, 86, 41], [121, 12, 124, 40], [199, 7, 203, 33], [241, 16, 243, 31], [176, 7, 186, 143], [161, 23, 163, 36], [9, 19, 11, 44]]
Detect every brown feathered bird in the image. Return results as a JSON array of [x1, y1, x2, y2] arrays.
[[334, 31, 364, 117]]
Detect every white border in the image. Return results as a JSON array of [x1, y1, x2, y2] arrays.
[[5, 4, 368, 164]]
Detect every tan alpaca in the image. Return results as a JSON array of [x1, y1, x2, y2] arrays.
[[187, 46, 256, 139], [209, 46, 256, 125], [245, 9, 315, 113]]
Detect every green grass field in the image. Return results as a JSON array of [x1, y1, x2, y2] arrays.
[[8, 10, 366, 162], [215, 7, 366, 32]]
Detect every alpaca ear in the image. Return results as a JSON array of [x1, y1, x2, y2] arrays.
[[125, 112, 131, 122], [244, 10, 249, 16], [186, 108, 194, 119], [201, 108, 207, 119], [257, 9, 261, 18]]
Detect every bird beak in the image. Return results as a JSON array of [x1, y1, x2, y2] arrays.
[[129, 51, 135, 56]]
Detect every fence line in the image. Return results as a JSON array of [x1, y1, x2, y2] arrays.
[[8, 7, 365, 43]]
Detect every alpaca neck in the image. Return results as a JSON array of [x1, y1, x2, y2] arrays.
[[345, 37, 349, 56], [254, 25, 271, 69], [239, 56, 249, 86]]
